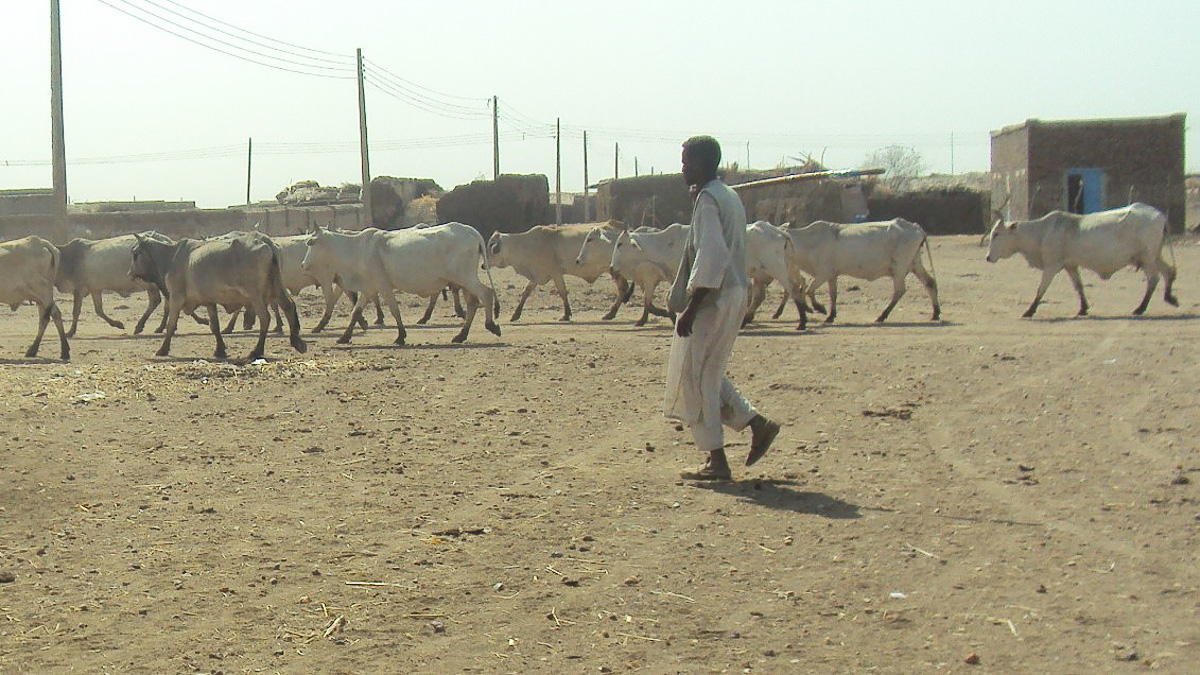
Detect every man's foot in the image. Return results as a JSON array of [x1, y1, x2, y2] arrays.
[[680, 449, 732, 481], [746, 415, 780, 467]]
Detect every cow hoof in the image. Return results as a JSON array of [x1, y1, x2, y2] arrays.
[[486, 321, 501, 337], [509, 313, 522, 322], [113, 321, 125, 330], [932, 311, 942, 321], [24, 347, 38, 358], [214, 351, 228, 360], [155, 348, 170, 357], [336, 336, 352, 344], [451, 333, 468, 344], [292, 338, 308, 354], [1021, 310, 1036, 319], [1166, 294, 1180, 307]]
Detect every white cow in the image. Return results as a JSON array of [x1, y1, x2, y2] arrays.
[[609, 223, 690, 326], [55, 232, 176, 337], [742, 221, 812, 330], [301, 222, 500, 345], [0, 236, 70, 361], [488, 221, 633, 322], [985, 202, 1178, 317], [782, 218, 940, 329]]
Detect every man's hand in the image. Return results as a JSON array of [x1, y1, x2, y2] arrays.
[[675, 306, 697, 337], [674, 288, 711, 338]]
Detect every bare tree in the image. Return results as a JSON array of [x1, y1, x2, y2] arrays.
[[862, 145, 926, 192]]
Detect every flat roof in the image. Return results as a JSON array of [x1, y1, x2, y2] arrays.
[[991, 112, 1186, 138]]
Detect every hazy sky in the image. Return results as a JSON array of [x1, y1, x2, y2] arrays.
[[4, 1, 1197, 209]]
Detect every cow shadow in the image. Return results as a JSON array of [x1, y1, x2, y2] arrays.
[[329, 341, 507, 352], [0, 356, 67, 365], [737, 328, 808, 338], [814, 319, 956, 330], [690, 478, 864, 519], [1034, 312, 1200, 324]]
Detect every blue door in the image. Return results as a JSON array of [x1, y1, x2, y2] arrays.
[[1065, 168, 1104, 214]]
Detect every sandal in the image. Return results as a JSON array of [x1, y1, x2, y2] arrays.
[[745, 418, 780, 467]]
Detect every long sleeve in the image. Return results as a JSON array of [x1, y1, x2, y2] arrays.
[[687, 193, 731, 292]]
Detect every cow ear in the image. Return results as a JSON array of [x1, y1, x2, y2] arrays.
[[1007, 222, 1017, 230]]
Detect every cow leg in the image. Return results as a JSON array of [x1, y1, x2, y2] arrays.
[[90, 291, 125, 331], [222, 308, 241, 334], [247, 302, 270, 360], [49, 302, 70, 361], [382, 292, 407, 345], [464, 278, 500, 338], [1023, 267, 1060, 318], [603, 275, 631, 321], [912, 257, 941, 321], [312, 283, 339, 333], [453, 287, 466, 318], [787, 282, 808, 331], [279, 294, 307, 354], [876, 271, 908, 323], [417, 294, 437, 324], [156, 299, 184, 357], [65, 291, 84, 338], [1159, 253, 1179, 307], [373, 296, 386, 325], [635, 281, 660, 327], [206, 303, 229, 360], [452, 290, 480, 344], [338, 292, 370, 344], [744, 278, 768, 325], [510, 280, 538, 322], [1065, 266, 1089, 316], [25, 301, 52, 358], [772, 289, 789, 320], [1133, 265, 1160, 316], [823, 277, 839, 324], [134, 288, 162, 335], [552, 275, 572, 321]]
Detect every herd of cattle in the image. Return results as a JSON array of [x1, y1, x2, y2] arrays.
[[0, 202, 1180, 362]]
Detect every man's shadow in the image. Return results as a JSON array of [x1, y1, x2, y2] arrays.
[[690, 479, 864, 519]]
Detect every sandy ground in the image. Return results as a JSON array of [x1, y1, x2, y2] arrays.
[[0, 235, 1197, 674]]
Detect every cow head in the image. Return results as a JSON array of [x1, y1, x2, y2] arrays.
[[985, 219, 1019, 263], [486, 231, 508, 269], [301, 225, 328, 272], [575, 227, 612, 266]]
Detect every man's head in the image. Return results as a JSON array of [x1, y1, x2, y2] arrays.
[[681, 136, 721, 187]]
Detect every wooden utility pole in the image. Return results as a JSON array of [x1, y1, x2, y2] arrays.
[[634, 157, 639, 177], [245, 137, 252, 205], [555, 117, 562, 226], [582, 131, 590, 222], [50, 0, 68, 223], [356, 48, 372, 227], [492, 95, 500, 180], [614, 142, 619, 180]]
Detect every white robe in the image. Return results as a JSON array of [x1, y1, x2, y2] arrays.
[[663, 189, 756, 450]]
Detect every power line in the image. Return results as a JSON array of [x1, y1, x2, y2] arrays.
[[137, 0, 354, 67], [158, 0, 353, 60], [93, 0, 355, 79]]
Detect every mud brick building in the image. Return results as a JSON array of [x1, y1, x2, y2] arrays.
[[990, 113, 1186, 231]]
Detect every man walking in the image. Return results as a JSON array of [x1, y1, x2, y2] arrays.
[[665, 135, 780, 480]]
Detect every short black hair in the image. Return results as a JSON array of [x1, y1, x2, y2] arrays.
[[683, 135, 721, 175]]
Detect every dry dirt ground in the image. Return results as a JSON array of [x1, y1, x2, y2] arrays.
[[1, 235, 1198, 674]]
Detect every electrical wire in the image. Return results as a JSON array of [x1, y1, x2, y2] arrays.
[[93, 0, 355, 79]]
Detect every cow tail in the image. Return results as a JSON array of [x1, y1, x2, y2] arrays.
[[921, 234, 937, 279], [475, 228, 501, 316], [264, 239, 305, 349]]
